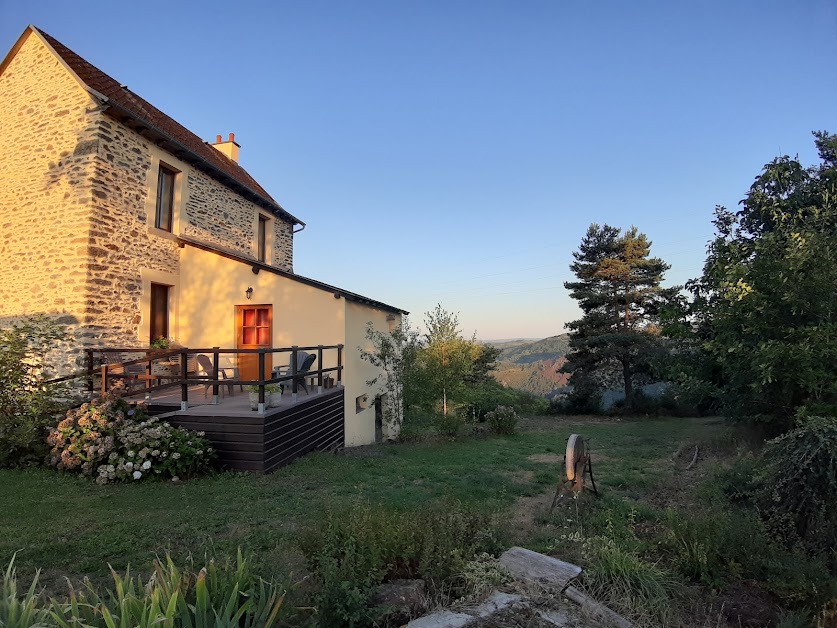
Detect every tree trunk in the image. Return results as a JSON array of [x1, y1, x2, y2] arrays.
[[443, 386, 448, 416], [622, 360, 633, 410]]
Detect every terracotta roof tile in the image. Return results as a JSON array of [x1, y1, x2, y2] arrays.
[[35, 27, 299, 223]]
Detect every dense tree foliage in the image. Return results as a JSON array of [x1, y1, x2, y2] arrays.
[[0, 316, 77, 466], [683, 132, 837, 427], [563, 224, 675, 411]]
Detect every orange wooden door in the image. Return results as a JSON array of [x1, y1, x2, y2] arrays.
[[236, 305, 272, 382]]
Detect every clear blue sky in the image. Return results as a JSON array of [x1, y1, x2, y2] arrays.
[[2, 1, 835, 340]]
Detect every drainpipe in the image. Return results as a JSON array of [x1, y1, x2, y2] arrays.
[[293, 223, 306, 234]]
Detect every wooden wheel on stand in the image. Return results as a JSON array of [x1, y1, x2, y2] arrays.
[[550, 433, 599, 513]]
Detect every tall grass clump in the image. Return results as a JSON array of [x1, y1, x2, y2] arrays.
[[564, 507, 678, 627]]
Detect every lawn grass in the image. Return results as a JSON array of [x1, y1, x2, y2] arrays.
[[6, 413, 832, 626], [0, 415, 720, 592]]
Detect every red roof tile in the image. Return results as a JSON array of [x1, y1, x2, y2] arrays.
[[34, 27, 301, 224]]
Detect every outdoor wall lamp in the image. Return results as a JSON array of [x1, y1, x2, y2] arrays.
[[245, 287, 253, 300]]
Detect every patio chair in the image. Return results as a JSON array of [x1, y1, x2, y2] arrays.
[[196, 354, 241, 397], [274, 352, 317, 395], [103, 352, 147, 392]]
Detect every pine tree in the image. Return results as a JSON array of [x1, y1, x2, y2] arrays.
[[563, 224, 674, 410]]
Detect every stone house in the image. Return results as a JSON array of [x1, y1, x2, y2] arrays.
[[0, 25, 405, 449]]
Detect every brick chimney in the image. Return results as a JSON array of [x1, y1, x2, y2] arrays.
[[211, 132, 240, 163]]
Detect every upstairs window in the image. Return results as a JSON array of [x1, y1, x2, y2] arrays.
[[155, 165, 176, 231], [257, 214, 269, 262]]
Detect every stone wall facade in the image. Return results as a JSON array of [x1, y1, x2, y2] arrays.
[[0, 30, 296, 374], [182, 169, 294, 272], [85, 116, 177, 348], [0, 32, 98, 372], [274, 218, 293, 271]]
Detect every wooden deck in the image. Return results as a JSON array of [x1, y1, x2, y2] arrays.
[[153, 386, 345, 472]]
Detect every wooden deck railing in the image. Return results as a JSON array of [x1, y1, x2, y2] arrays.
[[82, 345, 344, 412]]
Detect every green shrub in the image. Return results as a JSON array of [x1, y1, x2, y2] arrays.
[[459, 382, 547, 421], [47, 390, 215, 483], [756, 414, 837, 557], [0, 316, 78, 468], [458, 553, 511, 599], [661, 502, 836, 607], [548, 387, 602, 415], [485, 405, 518, 435], [299, 500, 504, 626], [432, 413, 461, 439]]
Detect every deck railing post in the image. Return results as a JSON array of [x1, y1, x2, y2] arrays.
[[86, 349, 94, 398], [317, 345, 324, 394], [101, 364, 108, 398], [337, 344, 343, 386], [291, 345, 299, 402], [212, 347, 220, 405], [258, 350, 266, 413], [180, 349, 188, 411], [144, 350, 153, 402]]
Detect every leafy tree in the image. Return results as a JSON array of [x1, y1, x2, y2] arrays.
[[415, 305, 481, 416], [0, 316, 78, 466], [360, 317, 420, 436], [685, 132, 837, 427], [563, 224, 675, 411]]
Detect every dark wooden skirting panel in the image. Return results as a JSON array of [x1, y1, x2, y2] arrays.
[[264, 389, 345, 472], [166, 388, 345, 473]]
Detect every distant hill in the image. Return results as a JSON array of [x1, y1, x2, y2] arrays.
[[496, 334, 570, 364], [483, 338, 542, 351], [487, 334, 571, 398], [493, 357, 571, 397]]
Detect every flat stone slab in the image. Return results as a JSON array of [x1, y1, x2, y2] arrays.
[[406, 592, 523, 627], [406, 609, 474, 628], [499, 547, 583, 590], [472, 591, 523, 618]]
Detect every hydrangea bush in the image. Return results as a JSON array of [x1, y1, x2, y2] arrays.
[[47, 390, 214, 483]]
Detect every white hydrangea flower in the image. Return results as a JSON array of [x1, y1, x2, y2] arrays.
[[172, 452, 181, 460], [125, 461, 134, 470], [171, 476, 180, 482], [142, 460, 151, 470], [133, 471, 142, 480], [127, 450, 135, 458]]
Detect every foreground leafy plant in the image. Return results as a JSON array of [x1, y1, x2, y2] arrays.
[[0, 555, 50, 628], [0, 551, 288, 628]]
